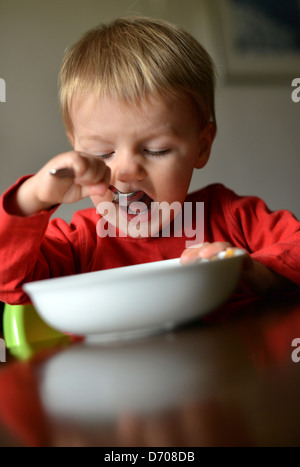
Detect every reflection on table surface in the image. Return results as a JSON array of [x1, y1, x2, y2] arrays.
[[1, 293, 300, 447]]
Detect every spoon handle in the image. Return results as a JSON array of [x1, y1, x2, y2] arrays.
[[50, 167, 75, 178]]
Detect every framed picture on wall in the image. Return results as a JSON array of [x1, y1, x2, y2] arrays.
[[217, 0, 300, 83]]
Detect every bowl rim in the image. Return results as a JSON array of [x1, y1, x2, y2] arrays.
[[23, 249, 246, 294]]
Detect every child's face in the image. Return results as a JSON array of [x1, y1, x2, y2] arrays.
[[70, 93, 215, 236]]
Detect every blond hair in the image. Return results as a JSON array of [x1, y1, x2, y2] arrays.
[[59, 16, 216, 135]]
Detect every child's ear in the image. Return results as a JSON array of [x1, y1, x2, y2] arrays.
[[195, 122, 216, 169]]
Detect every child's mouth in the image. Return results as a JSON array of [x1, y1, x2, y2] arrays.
[[114, 191, 153, 219]]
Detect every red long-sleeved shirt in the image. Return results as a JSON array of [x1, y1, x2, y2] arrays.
[[0, 177, 299, 304]]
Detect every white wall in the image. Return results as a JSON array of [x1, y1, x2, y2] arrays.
[[0, 0, 299, 221]]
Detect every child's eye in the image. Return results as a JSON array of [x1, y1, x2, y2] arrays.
[[145, 149, 171, 157], [95, 152, 115, 160]]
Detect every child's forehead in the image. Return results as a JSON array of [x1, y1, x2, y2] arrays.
[[70, 92, 201, 144], [71, 91, 198, 126]]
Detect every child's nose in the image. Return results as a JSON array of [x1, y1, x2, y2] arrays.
[[114, 153, 146, 184]]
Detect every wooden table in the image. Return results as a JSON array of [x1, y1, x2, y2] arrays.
[[1, 293, 300, 447]]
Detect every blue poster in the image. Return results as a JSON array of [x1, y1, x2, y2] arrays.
[[230, 0, 300, 53]]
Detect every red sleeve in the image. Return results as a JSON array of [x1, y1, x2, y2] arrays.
[[227, 189, 300, 287], [0, 177, 80, 305]]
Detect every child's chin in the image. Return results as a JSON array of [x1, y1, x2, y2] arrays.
[[117, 203, 179, 239], [117, 202, 160, 238]]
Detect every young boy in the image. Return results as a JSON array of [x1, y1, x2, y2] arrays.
[[0, 16, 299, 306]]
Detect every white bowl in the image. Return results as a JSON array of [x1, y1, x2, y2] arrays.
[[23, 249, 245, 341]]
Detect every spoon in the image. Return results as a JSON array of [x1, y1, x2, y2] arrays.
[[49, 167, 142, 204]]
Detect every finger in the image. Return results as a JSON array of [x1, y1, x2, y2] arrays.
[[82, 182, 109, 197], [180, 242, 210, 263], [196, 241, 233, 259], [180, 242, 233, 264], [73, 153, 110, 186]]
